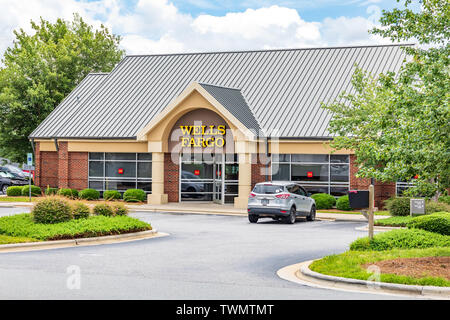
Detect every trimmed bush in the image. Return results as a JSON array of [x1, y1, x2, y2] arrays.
[[21, 185, 42, 197], [58, 188, 79, 199], [311, 193, 336, 210], [407, 212, 450, 236], [45, 187, 59, 196], [72, 202, 90, 220], [386, 197, 410, 216], [32, 198, 73, 224], [425, 201, 450, 214], [79, 188, 100, 200], [93, 203, 114, 217], [123, 189, 146, 202], [350, 229, 450, 251], [6, 186, 22, 196], [438, 195, 450, 205], [112, 203, 129, 216], [336, 195, 351, 211], [103, 190, 121, 201]]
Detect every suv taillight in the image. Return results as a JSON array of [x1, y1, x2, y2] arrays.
[[249, 193, 256, 198], [275, 193, 290, 200]]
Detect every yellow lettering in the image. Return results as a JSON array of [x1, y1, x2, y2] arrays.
[[218, 125, 226, 135], [180, 126, 192, 135], [215, 137, 225, 147], [181, 137, 189, 147]]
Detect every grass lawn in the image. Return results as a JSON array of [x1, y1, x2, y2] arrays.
[[310, 247, 450, 287], [0, 234, 38, 245], [0, 213, 152, 241], [375, 216, 412, 227]]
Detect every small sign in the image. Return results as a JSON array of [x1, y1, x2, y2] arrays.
[[307, 171, 313, 178], [410, 199, 425, 215], [23, 165, 35, 171], [194, 170, 200, 176], [27, 153, 33, 166], [118, 168, 124, 175]]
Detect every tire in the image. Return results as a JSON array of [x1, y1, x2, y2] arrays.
[[248, 215, 259, 223], [307, 205, 316, 221], [285, 206, 296, 224], [1, 185, 8, 195]]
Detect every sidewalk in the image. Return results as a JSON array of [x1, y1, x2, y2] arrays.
[[0, 201, 390, 221]]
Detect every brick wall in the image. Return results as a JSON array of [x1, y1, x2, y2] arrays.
[[39, 151, 59, 188], [251, 154, 270, 188], [57, 142, 69, 188], [350, 154, 395, 208], [68, 152, 88, 190], [164, 153, 179, 202]]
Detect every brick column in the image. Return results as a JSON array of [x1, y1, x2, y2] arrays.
[[251, 153, 270, 188], [57, 141, 69, 188], [164, 153, 179, 202]]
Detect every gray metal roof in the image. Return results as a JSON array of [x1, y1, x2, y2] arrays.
[[30, 44, 411, 139], [198, 83, 261, 133]]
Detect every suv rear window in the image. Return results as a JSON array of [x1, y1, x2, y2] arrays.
[[253, 185, 284, 194]]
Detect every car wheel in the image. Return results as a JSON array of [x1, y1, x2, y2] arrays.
[[248, 215, 259, 223], [307, 205, 316, 221], [1, 185, 8, 194], [285, 206, 296, 224]]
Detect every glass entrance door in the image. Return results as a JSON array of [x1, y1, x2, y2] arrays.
[[213, 155, 224, 204]]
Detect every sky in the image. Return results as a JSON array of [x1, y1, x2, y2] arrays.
[[0, 0, 418, 57]]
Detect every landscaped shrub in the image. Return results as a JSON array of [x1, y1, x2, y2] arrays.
[[123, 189, 146, 202], [112, 203, 128, 216], [45, 187, 59, 196], [79, 188, 100, 200], [407, 212, 450, 236], [93, 203, 114, 217], [425, 201, 450, 214], [58, 188, 79, 199], [103, 190, 121, 201], [336, 195, 351, 211], [311, 193, 336, 210], [72, 202, 90, 220], [21, 185, 42, 197], [385, 197, 410, 216], [6, 186, 22, 196], [438, 195, 450, 205], [374, 216, 413, 227], [32, 198, 73, 224], [349, 229, 450, 251]]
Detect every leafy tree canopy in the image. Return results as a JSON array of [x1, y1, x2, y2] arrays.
[[323, 0, 449, 198], [0, 14, 125, 163]]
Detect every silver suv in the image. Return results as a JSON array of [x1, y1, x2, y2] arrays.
[[247, 181, 316, 224]]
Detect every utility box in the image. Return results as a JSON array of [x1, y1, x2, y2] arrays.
[[348, 190, 369, 209], [410, 199, 426, 216]]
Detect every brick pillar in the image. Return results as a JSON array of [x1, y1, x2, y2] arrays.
[[58, 141, 69, 188], [34, 141, 40, 187], [251, 153, 270, 188], [68, 152, 88, 190], [164, 153, 179, 202]]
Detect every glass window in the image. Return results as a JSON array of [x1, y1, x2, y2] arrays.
[[330, 186, 350, 197], [225, 164, 239, 180], [253, 184, 285, 194], [105, 162, 136, 178], [137, 153, 152, 161], [104, 180, 137, 191], [105, 153, 136, 161], [272, 154, 290, 162], [330, 165, 349, 182], [89, 180, 103, 190], [291, 154, 329, 163], [89, 153, 104, 160], [89, 161, 104, 177], [272, 163, 290, 180], [137, 181, 152, 192], [331, 155, 349, 163], [138, 162, 152, 179], [302, 185, 329, 195], [291, 164, 329, 182]]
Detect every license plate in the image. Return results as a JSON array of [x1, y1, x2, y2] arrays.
[[261, 199, 269, 206]]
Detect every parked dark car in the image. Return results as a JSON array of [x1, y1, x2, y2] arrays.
[[0, 167, 29, 194]]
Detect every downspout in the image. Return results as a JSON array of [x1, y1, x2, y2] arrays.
[[54, 138, 59, 152], [265, 137, 270, 182]]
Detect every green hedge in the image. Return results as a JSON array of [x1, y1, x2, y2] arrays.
[[0, 213, 151, 241], [21, 185, 42, 197], [385, 197, 411, 216], [32, 198, 73, 224], [58, 188, 79, 199], [79, 188, 100, 200], [311, 193, 336, 210], [350, 228, 450, 251], [374, 216, 413, 227], [103, 190, 121, 201], [336, 195, 351, 211], [6, 186, 22, 196], [407, 212, 450, 236], [112, 203, 128, 216], [72, 202, 90, 220], [93, 203, 114, 217], [123, 189, 146, 202]]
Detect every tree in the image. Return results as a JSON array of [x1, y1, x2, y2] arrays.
[[322, 0, 449, 199], [0, 14, 125, 163]]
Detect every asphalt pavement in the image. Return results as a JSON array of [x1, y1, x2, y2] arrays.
[[0, 210, 412, 299]]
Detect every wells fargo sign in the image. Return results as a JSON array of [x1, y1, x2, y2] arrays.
[[180, 125, 226, 147]]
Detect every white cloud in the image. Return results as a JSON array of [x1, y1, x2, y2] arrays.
[[0, 0, 391, 58]]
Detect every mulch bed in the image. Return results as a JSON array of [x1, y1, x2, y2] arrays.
[[363, 257, 450, 281]]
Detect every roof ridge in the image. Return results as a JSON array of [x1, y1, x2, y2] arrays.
[[198, 82, 242, 91], [125, 43, 415, 58]]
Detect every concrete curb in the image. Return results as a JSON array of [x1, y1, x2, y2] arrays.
[[0, 230, 169, 253], [278, 259, 449, 299]]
